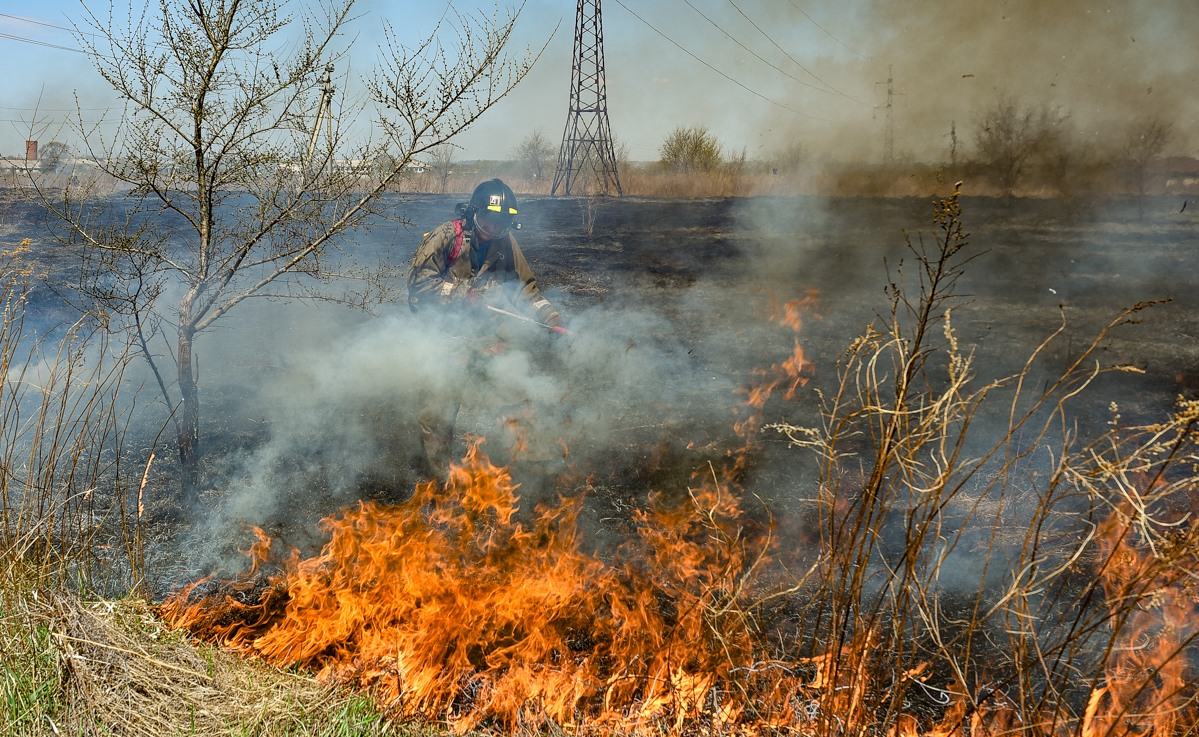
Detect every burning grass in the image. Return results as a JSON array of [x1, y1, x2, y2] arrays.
[[161, 440, 791, 733]]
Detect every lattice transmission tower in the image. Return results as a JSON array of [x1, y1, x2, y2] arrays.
[[552, 0, 622, 196]]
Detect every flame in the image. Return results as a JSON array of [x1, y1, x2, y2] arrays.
[[733, 292, 818, 440], [160, 452, 1199, 735], [161, 440, 801, 733], [1079, 496, 1199, 737]]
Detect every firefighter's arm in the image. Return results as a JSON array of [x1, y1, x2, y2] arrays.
[[505, 237, 562, 327], [407, 224, 466, 310]]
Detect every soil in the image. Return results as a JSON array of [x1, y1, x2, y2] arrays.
[[5, 191, 1198, 585]]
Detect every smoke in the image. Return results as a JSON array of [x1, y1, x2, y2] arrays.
[[57, 184, 1183, 598], [458, 0, 1199, 165], [172, 245, 754, 575], [142, 191, 853, 579]]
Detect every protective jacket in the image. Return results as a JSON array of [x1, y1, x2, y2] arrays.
[[407, 220, 557, 326]]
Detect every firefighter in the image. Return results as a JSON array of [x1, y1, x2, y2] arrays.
[[407, 178, 564, 477]]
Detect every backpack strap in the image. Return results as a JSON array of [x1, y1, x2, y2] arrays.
[[447, 219, 466, 267]]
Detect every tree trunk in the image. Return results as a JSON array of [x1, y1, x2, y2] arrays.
[[1136, 166, 1147, 220], [177, 325, 200, 503]]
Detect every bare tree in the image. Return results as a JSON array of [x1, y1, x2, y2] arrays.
[[511, 129, 555, 180], [426, 144, 457, 194], [974, 96, 1060, 203], [38, 141, 69, 173], [772, 141, 808, 175], [1123, 118, 1172, 216], [1034, 117, 1095, 213], [34, 0, 537, 499]]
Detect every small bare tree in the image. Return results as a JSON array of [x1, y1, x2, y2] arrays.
[[1123, 118, 1172, 217], [35, 0, 538, 500], [1035, 117, 1095, 213], [38, 141, 69, 173], [426, 144, 457, 194], [578, 173, 605, 239], [974, 96, 1059, 203], [511, 128, 555, 181], [772, 141, 808, 175]]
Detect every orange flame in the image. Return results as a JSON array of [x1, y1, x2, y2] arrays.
[[1079, 496, 1199, 737], [161, 449, 1199, 736], [161, 440, 801, 733], [733, 292, 818, 440]]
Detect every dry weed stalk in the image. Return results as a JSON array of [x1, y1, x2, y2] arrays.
[[0, 245, 140, 594], [769, 183, 1197, 736]]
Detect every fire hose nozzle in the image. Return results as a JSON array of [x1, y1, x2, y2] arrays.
[[485, 304, 572, 336]]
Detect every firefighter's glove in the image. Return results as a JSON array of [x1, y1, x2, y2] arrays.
[[465, 284, 500, 309], [544, 311, 570, 337]]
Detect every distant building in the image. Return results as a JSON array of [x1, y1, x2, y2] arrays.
[[0, 157, 39, 174], [1161, 157, 1199, 191]]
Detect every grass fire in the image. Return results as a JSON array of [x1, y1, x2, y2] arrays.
[[113, 190, 1199, 734], [2, 1, 1199, 733], [3, 172, 1198, 734]]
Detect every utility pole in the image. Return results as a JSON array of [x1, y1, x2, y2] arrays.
[[552, 0, 622, 196], [877, 64, 895, 164], [949, 120, 957, 167], [306, 64, 335, 176]]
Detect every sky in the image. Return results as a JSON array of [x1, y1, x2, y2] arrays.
[[1, 0, 1196, 164]]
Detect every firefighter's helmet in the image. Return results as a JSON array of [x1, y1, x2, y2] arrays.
[[467, 178, 518, 240]]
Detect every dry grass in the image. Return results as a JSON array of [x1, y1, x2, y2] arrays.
[[0, 216, 405, 737], [0, 560, 399, 736], [757, 184, 1199, 736], [0, 244, 140, 595], [153, 186, 1199, 735], [382, 158, 1199, 200], [4, 181, 1197, 735]]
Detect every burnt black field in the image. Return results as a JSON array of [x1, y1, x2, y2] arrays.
[[5, 192, 1198, 585]]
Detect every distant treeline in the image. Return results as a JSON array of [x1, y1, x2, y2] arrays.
[[403, 100, 1194, 200]]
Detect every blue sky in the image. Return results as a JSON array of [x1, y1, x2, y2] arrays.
[[1, 1, 1195, 163]]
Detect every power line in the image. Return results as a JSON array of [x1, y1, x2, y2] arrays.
[[724, 0, 863, 105], [0, 118, 113, 123], [609, 0, 827, 121], [0, 31, 85, 53], [0, 13, 95, 36], [782, 0, 865, 58], [680, 0, 833, 95], [0, 106, 118, 112]]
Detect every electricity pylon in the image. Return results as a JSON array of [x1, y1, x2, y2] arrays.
[[552, 0, 622, 196]]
